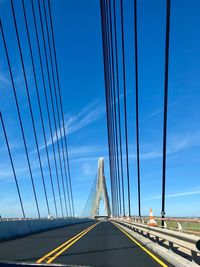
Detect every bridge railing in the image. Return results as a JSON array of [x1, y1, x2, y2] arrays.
[[111, 218, 200, 264], [116, 216, 200, 235]]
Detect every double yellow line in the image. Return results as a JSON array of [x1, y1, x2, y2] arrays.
[[36, 222, 100, 264]]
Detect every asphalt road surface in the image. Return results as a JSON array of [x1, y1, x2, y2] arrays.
[[0, 221, 170, 267]]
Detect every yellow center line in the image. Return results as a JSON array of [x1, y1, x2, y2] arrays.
[[112, 221, 168, 267], [36, 222, 100, 264], [46, 222, 99, 263]]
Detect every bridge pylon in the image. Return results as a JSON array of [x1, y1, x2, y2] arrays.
[[91, 157, 111, 218]]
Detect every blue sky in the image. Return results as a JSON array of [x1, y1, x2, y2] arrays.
[[0, 0, 200, 218]]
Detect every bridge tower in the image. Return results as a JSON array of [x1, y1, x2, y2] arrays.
[[91, 158, 111, 218]]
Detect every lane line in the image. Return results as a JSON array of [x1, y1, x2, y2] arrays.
[[46, 222, 99, 263], [36, 222, 99, 264], [112, 222, 168, 267]]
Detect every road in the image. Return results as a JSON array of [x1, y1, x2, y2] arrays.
[[0, 221, 170, 267]]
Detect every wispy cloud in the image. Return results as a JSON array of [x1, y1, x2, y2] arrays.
[[143, 108, 163, 121], [142, 99, 184, 121], [0, 74, 11, 86], [60, 90, 132, 135], [40, 100, 105, 150], [0, 147, 49, 182], [67, 145, 107, 166], [40, 91, 133, 151], [64, 100, 105, 135], [0, 163, 29, 181], [146, 190, 200, 200], [55, 130, 200, 166], [69, 145, 104, 158], [127, 133, 190, 160], [112, 89, 132, 105], [0, 67, 34, 95]]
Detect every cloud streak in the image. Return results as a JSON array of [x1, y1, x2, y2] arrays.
[[146, 190, 200, 200], [40, 100, 105, 150], [39, 90, 134, 151], [127, 133, 190, 160], [142, 99, 184, 121], [65, 100, 105, 135], [0, 74, 11, 86]]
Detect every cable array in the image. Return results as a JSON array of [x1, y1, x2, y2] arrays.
[[0, 0, 74, 218], [100, 0, 132, 216], [0, 0, 171, 220], [100, 0, 171, 219]]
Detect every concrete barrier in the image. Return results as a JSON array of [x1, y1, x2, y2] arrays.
[[0, 218, 93, 241]]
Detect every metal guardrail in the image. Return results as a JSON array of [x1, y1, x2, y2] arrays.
[[127, 216, 200, 223], [115, 216, 200, 235], [111, 218, 200, 264]]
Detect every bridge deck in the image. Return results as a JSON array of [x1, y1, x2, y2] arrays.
[[0, 221, 171, 267]]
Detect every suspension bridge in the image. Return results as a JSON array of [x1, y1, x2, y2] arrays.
[[0, 0, 199, 266]]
